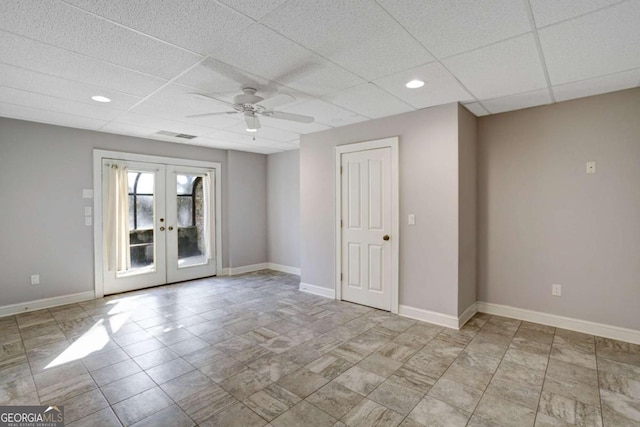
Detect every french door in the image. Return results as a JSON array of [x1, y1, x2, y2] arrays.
[[101, 159, 217, 295]]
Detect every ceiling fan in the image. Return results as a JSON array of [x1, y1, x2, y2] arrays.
[[186, 87, 314, 132]]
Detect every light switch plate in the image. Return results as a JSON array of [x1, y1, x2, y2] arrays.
[[586, 161, 596, 174], [85, 217, 92, 226], [82, 189, 94, 199], [84, 207, 92, 216], [552, 284, 562, 296], [408, 214, 416, 225]]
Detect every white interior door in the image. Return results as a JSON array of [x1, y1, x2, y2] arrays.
[[166, 165, 216, 283], [103, 160, 167, 295], [341, 147, 392, 311]]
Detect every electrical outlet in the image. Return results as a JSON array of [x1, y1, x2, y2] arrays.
[[85, 217, 92, 226], [586, 161, 596, 174], [31, 274, 40, 285], [84, 206, 92, 216], [408, 214, 416, 225], [552, 284, 562, 296]]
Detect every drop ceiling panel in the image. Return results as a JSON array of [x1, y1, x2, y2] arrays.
[[207, 24, 365, 97], [177, 58, 272, 101], [323, 83, 413, 119], [271, 142, 300, 151], [0, 0, 202, 79], [130, 83, 241, 129], [461, 102, 490, 117], [0, 86, 124, 121], [374, 62, 474, 109], [0, 102, 107, 130], [539, 1, 640, 85], [224, 122, 299, 143], [203, 128, 281, 147], [279, 99, 368, 127], [481, 89, 552, 114], [190, 137, 256, 151], [377, 0, 531, 58], [529, 0, 623, 28], [255, 116, 331, 134], [62, 0, 254, 55], [218, 0, 289, 20], [552, 68, 640, 102], [114, 111, 222, 137], [247, 146, 281, 154], [0, 30, 166, 96], [100, 121, 164, 140], [0, 63, 142, 111], [261, 1, 434, 80], [443, 34, 548, 100]]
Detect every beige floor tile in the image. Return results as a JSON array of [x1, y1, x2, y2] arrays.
[[475, 394, 536, 427], [369, 378, 423, 415], [428, 377, 483, 413], [306, 381, 363, 419], [408, 396, 471, 427], [244, 383, 300, 422]]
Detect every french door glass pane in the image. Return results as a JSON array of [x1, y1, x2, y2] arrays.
[[176, 174, 207, 268], [127, 171, 155, 272]]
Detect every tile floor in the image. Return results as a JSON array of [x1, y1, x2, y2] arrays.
[[1, 270, 639, 426]]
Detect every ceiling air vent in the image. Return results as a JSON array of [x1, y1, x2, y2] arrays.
[[154, 130, 197, 140]]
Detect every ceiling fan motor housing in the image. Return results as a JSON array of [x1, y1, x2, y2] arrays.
[[233, 87, 264, 111]]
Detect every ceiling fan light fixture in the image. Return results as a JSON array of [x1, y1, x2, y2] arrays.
[[405, 79, 424, 89], [246, 127, 258, 133], [91, 95, 111, 103]]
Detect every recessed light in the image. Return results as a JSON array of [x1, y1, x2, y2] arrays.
[[246, 128, 258, 133], [405, 80, 424, 89], [91, 95, 111, 103]]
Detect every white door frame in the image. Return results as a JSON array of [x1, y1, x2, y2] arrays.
[[93, 149, 223, 298], [335, 137, 399, 314]]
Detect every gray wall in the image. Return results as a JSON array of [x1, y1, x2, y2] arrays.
[[267, 150, 300, 269], [300, 104, 464, 316], [0, 117, 266, 307], [227, 150, 268, 268], [458, 105, 478, 315], [478, 88, 640, 330]]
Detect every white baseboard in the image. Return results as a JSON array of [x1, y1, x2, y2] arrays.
[[267, 263, 301, 275], [398, 305, 460, 329], [299, 282, 335, 299], [477, 302, 640, 345], [227, 263, 269, 276], [0, 291, 95, 318], [221, 268, 230, 276], [458, 303, 478, 329]]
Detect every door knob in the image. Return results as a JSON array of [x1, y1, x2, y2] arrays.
[[159, 218, 164, 222], [383, 235, 390, 241], [168, 226, 174, 231], [159, 226, 165, 231]]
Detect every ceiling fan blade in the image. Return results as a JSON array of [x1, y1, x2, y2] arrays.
[[245, 113, 261, 131], [265, 111, 314, 123], [186, 111, 237, 118], [256, 93, 295, 110]]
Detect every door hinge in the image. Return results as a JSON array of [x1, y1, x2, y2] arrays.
[[340, 219, 343, 228], [340, 273, 343, 281], [340, 165, 343, 174]]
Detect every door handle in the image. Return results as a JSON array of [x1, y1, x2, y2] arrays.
[[168, 226, 174, 231], [159, 226, 165, 231], [383, 235, 390, 241]]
